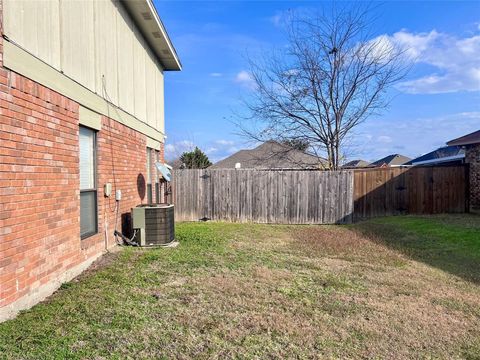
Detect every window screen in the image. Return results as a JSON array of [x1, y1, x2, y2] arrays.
[[80, 126, 97, 238], [80, 128, 95, 189]]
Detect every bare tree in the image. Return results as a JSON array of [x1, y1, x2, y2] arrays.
[[237, 5, 410, 170]]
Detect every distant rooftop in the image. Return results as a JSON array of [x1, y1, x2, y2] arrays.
[[210, 141, 325, 169], [369, 154, 411, 167], [341, 160, 370, 168]]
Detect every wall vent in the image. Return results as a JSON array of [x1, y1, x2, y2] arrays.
[[152, 31, 161, 38], [141, 12, 152, 20]]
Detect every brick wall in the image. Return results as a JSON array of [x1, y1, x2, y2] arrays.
[[465, 144, 480, 211], [0, 16, 165, 319]]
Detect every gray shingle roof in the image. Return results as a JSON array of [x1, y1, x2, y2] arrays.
[[210, 141, 325, 169], [341, 159, 370, 168], [369, 154, 411, 167]]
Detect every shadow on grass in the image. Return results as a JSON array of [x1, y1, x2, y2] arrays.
[[351, 214, 480, 285]]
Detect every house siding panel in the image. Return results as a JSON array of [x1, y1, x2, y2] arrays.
[[3, 0, 61, 70], [60, 0, 96, 92], [145, 51, 157, 129], [132, 30, 147, 124], [116, 2, 136, 117], [94, 0, 119, 104], [155, 70, 165, 133]]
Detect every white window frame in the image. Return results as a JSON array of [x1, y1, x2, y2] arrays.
[[80, 126, 98, 239]]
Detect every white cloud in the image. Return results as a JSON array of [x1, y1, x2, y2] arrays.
[[166, 139, 242, 164], [205, 147, 218, 154], [377, 135, 392, 143], [391, 30, 441, 59], [269, 13, 283, 27], [353, 112, 480, 161], [215, 139, 235, 146], [209, 72, 223, 77], [227, 146, 240, 154], [377, 30, 480, 94], [164, 144, 176, 154], [164, 140, 195, 160], [235, 70, 256, 89]]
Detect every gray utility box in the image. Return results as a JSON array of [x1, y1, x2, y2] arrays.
[[132, 204, 175, 246]]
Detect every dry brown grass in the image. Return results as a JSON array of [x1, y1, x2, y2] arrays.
[[1, 218, 479, 359], [286, 223, 480, 359]]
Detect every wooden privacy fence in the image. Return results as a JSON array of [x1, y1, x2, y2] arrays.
[[353, 165, 468, 220], [172, 169, 354, 224], [172, 165, 468, 224]]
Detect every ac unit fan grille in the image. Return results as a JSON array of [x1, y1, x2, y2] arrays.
[[144, 207, 175, 245]]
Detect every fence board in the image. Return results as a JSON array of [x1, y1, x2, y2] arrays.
[[353, 165, 468, 220], [172, 166, 467, 224], [173, 169, 354, 224]]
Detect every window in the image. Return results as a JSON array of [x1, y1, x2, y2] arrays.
[[80, 126, 97, 239], [146, 148, 152, 203]]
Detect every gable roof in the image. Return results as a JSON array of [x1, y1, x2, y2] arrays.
[[341, 159, 370, 168], [369, 154, 411, 167], [210, 141, 325, 169], [404, 145, 465, 166], [447, 130, 480, 146]]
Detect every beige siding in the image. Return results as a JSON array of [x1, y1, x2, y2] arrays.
[[60, 0, 96, 91], [116, 2, 136, 116], [155, 70, 165, 132], [145, 51, 157, 129], [133, 31, 147, 123], [94, 0, 118, 104], [4, 0, 61, 69], [3, 0, 165, 136]]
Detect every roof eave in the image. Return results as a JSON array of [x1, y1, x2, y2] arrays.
[[447, 130, 480, 147], [121, 0, 182, 71], [447, 140, 478, 146], [412, 154, 465, 166]]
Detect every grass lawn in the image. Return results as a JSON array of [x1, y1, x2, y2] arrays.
[[1, 215, 479, 359]]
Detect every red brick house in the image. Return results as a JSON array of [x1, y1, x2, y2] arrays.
[[447, 130, 480, 212], [0, 0, 181, 321]]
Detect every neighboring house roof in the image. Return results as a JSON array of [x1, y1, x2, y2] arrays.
[[341, 160, 370, 168], [447, 130, 480, 146], [122, 0, 181, 70], [210, 141, 325, 169], [404, 146, 465, 166], [369, 154, 411, 167]]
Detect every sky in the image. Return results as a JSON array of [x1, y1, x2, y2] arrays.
[[154, 0, 480, 163]]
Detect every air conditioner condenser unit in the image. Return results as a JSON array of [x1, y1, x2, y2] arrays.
[[131, 204, 175, 246]]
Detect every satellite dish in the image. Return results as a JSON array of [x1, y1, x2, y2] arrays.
[[155, 162, 172, 182]]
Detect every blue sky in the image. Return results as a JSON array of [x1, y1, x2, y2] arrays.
[[155, 1, 480, 163]]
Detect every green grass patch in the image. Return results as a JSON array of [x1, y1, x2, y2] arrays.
[[351, 214, 480, 283], [1, 216, 479, 359]]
